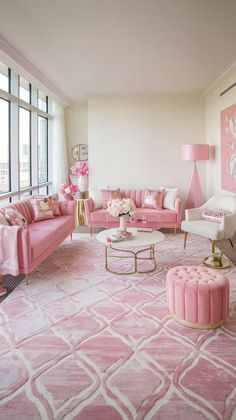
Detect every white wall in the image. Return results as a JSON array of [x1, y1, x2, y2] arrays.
[[66, 104, 88, 169], [88, 94, 205, 202], [205, 63, 236, 197]]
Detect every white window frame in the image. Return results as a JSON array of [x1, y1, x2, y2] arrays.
[[0, 65, 53, 203]]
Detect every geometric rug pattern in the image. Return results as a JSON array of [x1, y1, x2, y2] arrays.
[[0, 232, 236, 419]]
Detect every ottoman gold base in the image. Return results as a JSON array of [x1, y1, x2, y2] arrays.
[[172, 314, 224, 330]]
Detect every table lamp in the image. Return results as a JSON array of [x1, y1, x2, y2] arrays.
[[181, 144, 209, 208]]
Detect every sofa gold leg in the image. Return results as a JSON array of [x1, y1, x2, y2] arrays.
[[70, 233, 72, 241], [90, 226, 93, 236], [25, 274, 29, 286], [184, 232, 188, 249], [174, 227, 177, 235]]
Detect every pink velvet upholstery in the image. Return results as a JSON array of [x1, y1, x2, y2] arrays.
[[84, 189, 182, 231], [166, 266, 229, 329], [1, 198, 75, 277]]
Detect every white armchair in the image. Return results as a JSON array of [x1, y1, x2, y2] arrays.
[[181, 193, 236, 253]]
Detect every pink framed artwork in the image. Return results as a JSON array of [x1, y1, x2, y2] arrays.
[[221, 103, 236, 192]]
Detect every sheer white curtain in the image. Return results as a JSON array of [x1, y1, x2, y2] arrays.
[[51, 101, 68, 193]]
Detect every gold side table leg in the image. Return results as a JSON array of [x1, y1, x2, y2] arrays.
[[76, 200, 80, 227]]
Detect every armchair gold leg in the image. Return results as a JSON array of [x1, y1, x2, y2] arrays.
[[229, 238, 234, 248], [90, 226, 93, 236], [70, 233, 72, 241], [25, 274, 29, 286], [174, 227, 177, 235], [211, 240, 216, 254], [183, 232, 188, 249]]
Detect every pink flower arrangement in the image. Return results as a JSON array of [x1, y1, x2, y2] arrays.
[[71, 161, 89, 176], [59, 182, 78, 200]]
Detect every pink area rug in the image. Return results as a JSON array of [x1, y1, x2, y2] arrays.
[[0, 232, 236, 419]]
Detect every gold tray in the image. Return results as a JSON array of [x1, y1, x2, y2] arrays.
[[203, 254, 230, 269]]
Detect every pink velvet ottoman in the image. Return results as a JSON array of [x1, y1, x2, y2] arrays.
[[166, 266, 229, 329]]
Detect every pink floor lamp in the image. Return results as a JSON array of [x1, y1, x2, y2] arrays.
[[181, 144, 209, 209]]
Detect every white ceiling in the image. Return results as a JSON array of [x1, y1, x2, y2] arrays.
[[0, 0, 236, 103]]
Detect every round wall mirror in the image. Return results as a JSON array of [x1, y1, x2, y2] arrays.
[[71, 144, 88, 161]]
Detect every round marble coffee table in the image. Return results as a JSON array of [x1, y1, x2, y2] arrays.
[[96, 228, 165, 274]]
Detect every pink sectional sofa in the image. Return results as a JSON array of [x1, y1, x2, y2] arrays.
[[84, 189, 182, 234], [0, 198, 75, 283]]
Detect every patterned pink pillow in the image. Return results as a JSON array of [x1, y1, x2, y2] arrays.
[[34, 194, 61, 216], [4, 208, 27, 227], [101, 189, 122, 209], [202, 208, 232, 222], [30, 198, 55, 222], [142, 189, 165, 209]]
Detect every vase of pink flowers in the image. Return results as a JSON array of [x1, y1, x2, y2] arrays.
[[107, 198, 136, 232], [59, 182, 78, 200], [71, 161, 89, 192]]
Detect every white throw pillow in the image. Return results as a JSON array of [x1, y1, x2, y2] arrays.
[[89, 188, 103, 210], [162, 188, 179, 210], [0, 211, 9, 225]]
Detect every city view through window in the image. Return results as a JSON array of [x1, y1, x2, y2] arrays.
[[0, 61, 50, 200]]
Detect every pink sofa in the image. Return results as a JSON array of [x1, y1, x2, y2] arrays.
[[0, 198, 75, 283], [84, 189, 182, 234]]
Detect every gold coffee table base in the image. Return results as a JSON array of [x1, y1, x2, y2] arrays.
[[105, 245, 156, 275]]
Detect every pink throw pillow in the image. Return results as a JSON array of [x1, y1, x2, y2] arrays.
[[34, 193, 61, 216], [142, 189, 165, 209], [202, 208, 232, 222], [4, 208, 27, 227], [101, 189, 122, 209], [30, 198, 55, 222]]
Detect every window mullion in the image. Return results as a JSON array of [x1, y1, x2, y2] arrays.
[[31, 85, 38, 188], [9, 70, 19, 200]]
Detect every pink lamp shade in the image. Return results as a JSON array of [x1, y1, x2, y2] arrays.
[[181, 144, 210, 209], [181, 144, 209, 161]]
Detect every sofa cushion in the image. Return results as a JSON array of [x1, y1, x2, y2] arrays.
[[201, 208, 231, 222], [29, 215, 74, 261], [34, 193, 61, 216], [0, 210, 9, 225], [101, 189, 122, 209], [162, 187, 179, 210], [89, 188, 104, 209], [5, 200, 33, 224], [4, 208, 27, 227], [142, 189, 165, 209], [30, 198, 55, 222]]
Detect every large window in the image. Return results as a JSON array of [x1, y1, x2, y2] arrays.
[[38, 90, 47, 112], [19, 77, 31, 103], [38, 116, 48, 184], [0, 60, 52, 205], [0, 98, 10, 193], [19, 107, 31, 188], [0, 62, 9, 92]]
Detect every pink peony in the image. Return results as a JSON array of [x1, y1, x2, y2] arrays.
[[71, 161, 89, 176], [59, 182, 78, 200]]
